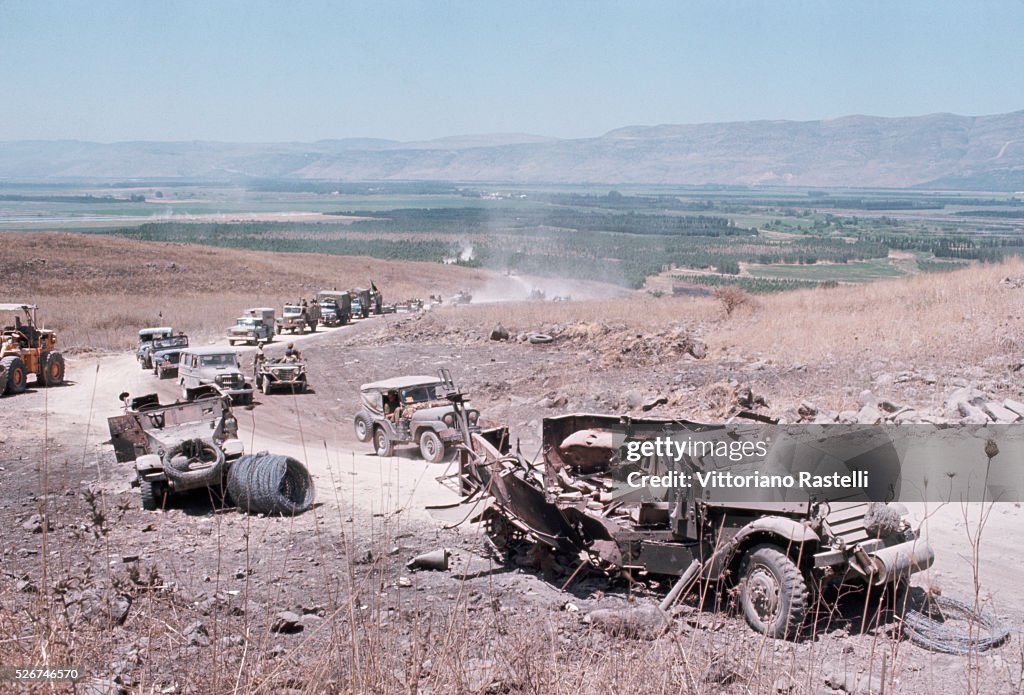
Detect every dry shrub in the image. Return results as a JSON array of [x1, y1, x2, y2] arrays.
[[713, 286, 754, 317]]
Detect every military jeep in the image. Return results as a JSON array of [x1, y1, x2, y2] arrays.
[[255, 357, 308, 394], [355, 370, 482, 463], [151, 333, 189, 379]]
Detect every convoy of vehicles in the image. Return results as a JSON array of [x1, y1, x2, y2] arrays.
[[227, 308, 275, 345]]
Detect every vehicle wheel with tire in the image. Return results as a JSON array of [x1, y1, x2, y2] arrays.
[[42, 352, 65, 386], [353, 414, 371, 442], [140, 479, 165, 511], [419, 430, 446, 463], [262, 378, 272, 395], [374, 427, 394, 457], [1, 356, 27, 395], [738, 544, 809, 639]]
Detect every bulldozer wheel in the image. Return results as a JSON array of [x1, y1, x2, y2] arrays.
[[1, 356, 27, 395], [42, 352, 65, 386]]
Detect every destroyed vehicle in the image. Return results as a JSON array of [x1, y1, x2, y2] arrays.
[[255, 357, 308, 394], [317, 290, 352, 326], [107, 392, 316, 515], [355, 370, 482, 463], [151, 334, 189, 379], [1, 303, 64, 394], [137, 326, 173, 369], [227, 308, 275, 345], [107, 392, 244, 510], [276, 304, 317, 334], [178, 346, 253, 405], [456, 413, 934, 639]]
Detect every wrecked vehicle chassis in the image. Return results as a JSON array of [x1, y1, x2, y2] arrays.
[[458, 413, 934, 639], [107, 393, 244, 510]]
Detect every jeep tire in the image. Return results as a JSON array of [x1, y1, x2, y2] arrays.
[[419, 430, 445, 463], [374, 427, 394, 457], [738, 544, 809, 640], [353, 414, 371, 442]]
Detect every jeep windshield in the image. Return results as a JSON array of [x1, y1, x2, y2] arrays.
[[154, 335, 188, 349], [199, 354, 237, 368], [283, 307, 303, 317], [401, 383, 444, 403]]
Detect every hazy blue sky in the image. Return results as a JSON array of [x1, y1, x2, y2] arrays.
[[1, 0, 1021, 142]]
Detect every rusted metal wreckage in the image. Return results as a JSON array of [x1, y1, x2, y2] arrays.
[[451, 412, 935, 638]]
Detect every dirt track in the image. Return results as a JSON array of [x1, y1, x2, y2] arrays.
[[2, 309, 1023, 693]]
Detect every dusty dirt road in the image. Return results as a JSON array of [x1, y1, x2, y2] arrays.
[[2, 309, 1022, 694]]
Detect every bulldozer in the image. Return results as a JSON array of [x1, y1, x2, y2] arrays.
[[0, 303, 64, 395]]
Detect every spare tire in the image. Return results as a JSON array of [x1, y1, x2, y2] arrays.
[[226, 453, 315, 516], [162, 438, 225, 487], [528, 333, 553, 345]]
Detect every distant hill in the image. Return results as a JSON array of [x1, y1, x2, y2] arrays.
[[2, 112, 1024, 189]]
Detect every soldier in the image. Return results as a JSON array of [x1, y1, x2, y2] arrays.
[[383, 389, 402, 422], [285, 342, 302, 361], [253, 343, 266, 377]]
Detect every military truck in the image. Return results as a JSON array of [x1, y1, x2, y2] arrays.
[[350, 288, 371, 319], [276, 303, 318, 334], [455, 414, 934, 639], [227, 308, 275, 345], [0, 303, 64, 394], [317, 290, 352, 326], [355, 370, 482, 463], [107, 392, 245, 510], [137, 326, 173, 369]]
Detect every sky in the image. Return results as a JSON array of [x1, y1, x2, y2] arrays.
[[0, 0, 1022, 143]]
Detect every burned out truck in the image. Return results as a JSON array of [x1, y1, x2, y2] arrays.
[[107, 392, 245, 510], [108, 392, 316, 515], [456, 414, 934, 639]]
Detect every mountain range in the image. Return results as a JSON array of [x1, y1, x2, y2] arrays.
[[2, 111, 1023, 189]]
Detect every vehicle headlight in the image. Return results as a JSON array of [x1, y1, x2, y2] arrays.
[[442, 413, 454, 427], [467, 410, 479, 424]]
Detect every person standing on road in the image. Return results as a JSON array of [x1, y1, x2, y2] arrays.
[[253, 343, 266, 377]]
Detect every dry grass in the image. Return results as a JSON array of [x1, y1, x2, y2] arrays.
[[407, 257, 1024, 373]]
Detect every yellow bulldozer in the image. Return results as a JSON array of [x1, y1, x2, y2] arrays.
[[1, 303, 64, 395]]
